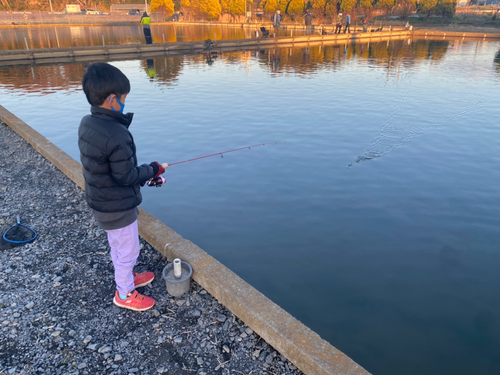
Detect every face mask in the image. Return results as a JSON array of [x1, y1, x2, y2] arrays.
[[109, 96, 125, 113]]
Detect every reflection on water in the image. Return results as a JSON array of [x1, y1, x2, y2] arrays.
[[0, 39, 453, 93], [2, 38, 500, 375], [2, 24, 268, 50]]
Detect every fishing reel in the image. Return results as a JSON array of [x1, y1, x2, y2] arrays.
[[147, 175, 166, 188]]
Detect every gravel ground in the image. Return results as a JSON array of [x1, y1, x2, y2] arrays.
[[0, 121, 304, 375]]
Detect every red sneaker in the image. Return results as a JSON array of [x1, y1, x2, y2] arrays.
[[113, 290, 155, 311], [133, 272, 154, 288]]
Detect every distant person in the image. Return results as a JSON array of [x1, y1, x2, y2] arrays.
[[141, 12, 152, 44], [304, 10, 313, 35], [78, 62, 169, 311], [335, 12, 343, 34], [344, 13, 351, 34], [272, 10, 282, 37], [363, 18, 368, 33]]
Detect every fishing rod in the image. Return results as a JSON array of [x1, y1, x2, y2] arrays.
[[147, 142, 281, 187]]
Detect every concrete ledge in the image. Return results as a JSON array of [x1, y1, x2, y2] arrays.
[[413, 29, 500, 39], [0, 105, 370, 375]]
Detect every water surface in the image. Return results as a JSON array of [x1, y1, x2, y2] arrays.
[[1, 36, 500, 375]]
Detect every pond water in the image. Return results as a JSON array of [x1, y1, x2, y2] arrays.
[[2, 32, 500, 375], [1, 23, 298, 50]]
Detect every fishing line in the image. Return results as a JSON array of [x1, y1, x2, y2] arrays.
[[169, 142, 282, 166], [147, 142, 283, 187]]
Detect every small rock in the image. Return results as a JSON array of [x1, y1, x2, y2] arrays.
[[87, 343, 98, 351], [68, 330, 76, 336], [192, 309, 201, 317], [175, 299, 186, 307], [174, 336, 182, 344], [114, 354, 122, 362], [98, 345, 112, 354], [217, 314, 227, 322], [222, 344, 230, 353], [77, 363, 87, 369], [51, 331, 61, 338], [265, 354, 274, 364], [197, 357, 204, 365], [151, 309, 160, 317], [25, 302, 34, 309], [245, 328, 253, 335], [128, 368, 139, 373], [252, 350, 261, 358], [83, 335, 92, 345]]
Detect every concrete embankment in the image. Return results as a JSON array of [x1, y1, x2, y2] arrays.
[[0, 105, 371, 375], [413, 29, 500, 39], [0, 31, 410, 67]]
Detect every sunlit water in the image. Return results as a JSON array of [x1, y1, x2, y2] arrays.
[[2, 34, 500, 375], [1, 24, 299, 50]]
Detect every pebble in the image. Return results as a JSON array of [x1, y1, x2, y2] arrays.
[[217, 314, 227, 322], [25, 302, 34, 309], [98, 345, 112, 353], [51, 331, 61, 338], [174, 336, 182, 344], [223, 344, 230, 353], [197, 357, 204, 365], [128, 368, 139, 373], [114, 354, 122, 362], [83, 335, 92, 345], [78, 363, 87, 369], [87, 343, 98, 351]]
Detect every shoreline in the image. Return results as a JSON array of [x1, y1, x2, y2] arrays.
[[0, 105, 370, 375], [0, 120, 306, 375]]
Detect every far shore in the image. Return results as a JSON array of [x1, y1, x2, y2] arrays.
[[1, 16, 500, 35]]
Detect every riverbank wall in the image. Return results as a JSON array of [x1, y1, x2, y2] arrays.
[[0, 105, 371, 375]]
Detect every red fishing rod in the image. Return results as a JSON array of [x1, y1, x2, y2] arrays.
[[169, 142, 280, 166], [147, 142, 281, 187]]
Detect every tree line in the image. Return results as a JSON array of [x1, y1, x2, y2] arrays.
[[0, 0, 457, 21]]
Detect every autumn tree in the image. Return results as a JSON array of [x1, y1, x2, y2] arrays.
[[284, 0, 304, 17], [199, 0, 221, 20], [340, 0, 357, 12], [435, 0, 455, 18], [377, 0, 395, 18], [221, 0, 246, 18], [395, 0, 416, 19], [418, 0, 438, 18], [151, 0, 175, 17]]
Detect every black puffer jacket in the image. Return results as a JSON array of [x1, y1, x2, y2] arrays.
[[78, 106, 154, 213]]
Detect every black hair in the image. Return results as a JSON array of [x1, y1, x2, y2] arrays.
[[82, 62, 130, 106]]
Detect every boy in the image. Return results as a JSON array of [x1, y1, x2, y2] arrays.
[[78, 62, 168, 311]]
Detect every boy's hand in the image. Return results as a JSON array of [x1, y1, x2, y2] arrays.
[[150, 161, 165, 178], [162, 163, 169, 169]]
